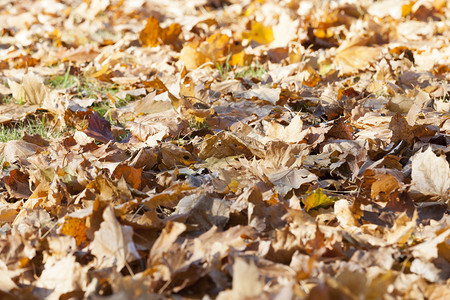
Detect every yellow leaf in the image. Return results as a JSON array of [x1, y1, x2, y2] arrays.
[[88, 62, 110, 78], [162, 23, 182, 46], [228, 179, 239, 193], [205, 33, 230, 61], [302, 188, 335, 211], [180, 43, 205, 69], [243, 22, 274, 45], [244, 2, 259, 16], [229, 51, 245, 67], [180, 33, 231, 69], [401, 2, 414, 17], [194, 115, 206, 125], [314, 29, 333, 39]]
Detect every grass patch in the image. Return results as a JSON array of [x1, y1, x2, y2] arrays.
[[215, 57, 267, 81], [47, 67, 126, 120], [0, 94, 13, 105], [215, 56, 233, 81], [48, 70, 119, 101], [92, 102, 111, 118], [0, 116, 63, 143], [47, 67, 78, 89], [234, 62, 266, 80]]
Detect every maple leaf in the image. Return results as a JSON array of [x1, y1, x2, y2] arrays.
[[139, 17, 182, 48]]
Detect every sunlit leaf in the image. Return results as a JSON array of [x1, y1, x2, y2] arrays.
[[139, 17, 181, 48], [242, 22, 274, 45], [302, 188, 336, 211], [60, 216, 89, 247]]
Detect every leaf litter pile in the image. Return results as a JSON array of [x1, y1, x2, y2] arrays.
[[0, 0, 449, 299]]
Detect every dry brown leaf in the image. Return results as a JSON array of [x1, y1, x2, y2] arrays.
[[90, 206, 140, 270], [0, 0, 449, 298], [199, 131, 265, 160], [371, 174, 400, 201], [3, 169, 32, 199], [171, 193, 230, 230], [149, 221, 186, 265]]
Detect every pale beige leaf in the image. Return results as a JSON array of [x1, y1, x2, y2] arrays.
[[411, 147, 450, 201], [35, 256, 87, 300], [410, 259, 446, 283], [335, 46, 381, 76], [149, 221, 186, 264], [412, 228, 450, 261], [0, 270, 19, 292], [232, 257, 263, 298], [8, 72, 49, 105], [334, 199, 358, 228], [368, 0, 412, 19], [2, 140, 42, 164], [90, 206, 140, 270], [233, 85, 281, 104], [271, 13, 299, 48], [268, 168, 318, 197], [265, 114, 308, 143], [386, 211, 418, 245]]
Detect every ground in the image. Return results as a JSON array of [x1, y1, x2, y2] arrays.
[[0, 0, 449, 299]]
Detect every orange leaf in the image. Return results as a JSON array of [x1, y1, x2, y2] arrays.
[[60, 217, 89, 247], [139, 17, 181, 48], [112, 165, 142, 189], [371, 174, 399, 201]]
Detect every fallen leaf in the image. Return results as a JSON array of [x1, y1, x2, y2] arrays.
[[60, 216, 89, 247], [334, 199, 359, 228], [231, 257, 264, 297], [35, 255, 88, 299], [371, 174, 400, 201], [268, 168, 318, 197], [3, 169, 31, 199], [335, 46, 381, 75], [84, 112, 116, 143], [90, 206, 140, 270], [411, 147, 450, 202], [242, 21, 274, 45], [265, 114, 308, 143], [385, 211, 417, 246], [8, 72, 49, 105], [302, 188, 336, 212], [139, 17, 182, 48]]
